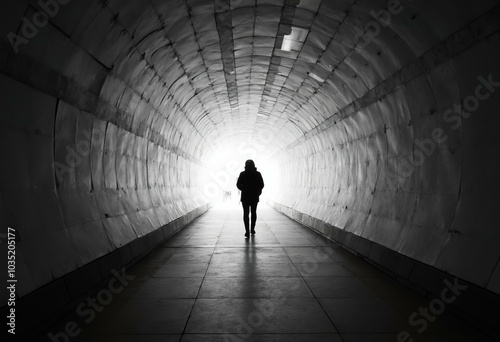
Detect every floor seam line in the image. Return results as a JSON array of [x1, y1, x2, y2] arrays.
[[178, 210, 219, 340]]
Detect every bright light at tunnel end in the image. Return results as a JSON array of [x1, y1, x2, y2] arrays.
[[198, 133, 281, 208]]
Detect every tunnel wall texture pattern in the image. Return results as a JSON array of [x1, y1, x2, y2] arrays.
[[270, 11, 500, 295], [0, 0, 209, 302], [0, 0, 500, 325]]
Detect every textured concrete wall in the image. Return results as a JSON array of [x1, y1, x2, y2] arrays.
[[270, 6, 500, 294], [0, 0, 209, 301]]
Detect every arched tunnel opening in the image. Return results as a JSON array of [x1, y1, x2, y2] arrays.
[[1, 0, 500, 340]]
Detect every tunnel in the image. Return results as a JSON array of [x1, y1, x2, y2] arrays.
[[1, 0, 500, 340]]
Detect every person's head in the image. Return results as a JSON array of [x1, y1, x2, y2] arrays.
[[245, 159, 256, 171]]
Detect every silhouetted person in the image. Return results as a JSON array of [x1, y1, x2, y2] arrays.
[[236, 160, 264, 238]]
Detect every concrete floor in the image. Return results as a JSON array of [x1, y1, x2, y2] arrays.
[[44, 205, 493, 342]]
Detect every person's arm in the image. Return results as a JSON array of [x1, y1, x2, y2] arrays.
[[236, 172, 244, 191], [259, 173, 264, 190]]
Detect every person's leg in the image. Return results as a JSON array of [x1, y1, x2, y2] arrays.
[[242, 202, 250, 237], [250, 202, 258, 234]]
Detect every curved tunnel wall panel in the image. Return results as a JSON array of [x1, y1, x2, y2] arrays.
[[271, 33, 500, 292], [0, 6, 212, 298], [0, 67, 208, 296]]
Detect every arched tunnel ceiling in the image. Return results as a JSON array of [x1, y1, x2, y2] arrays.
[[54, 0, 496, 162]]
